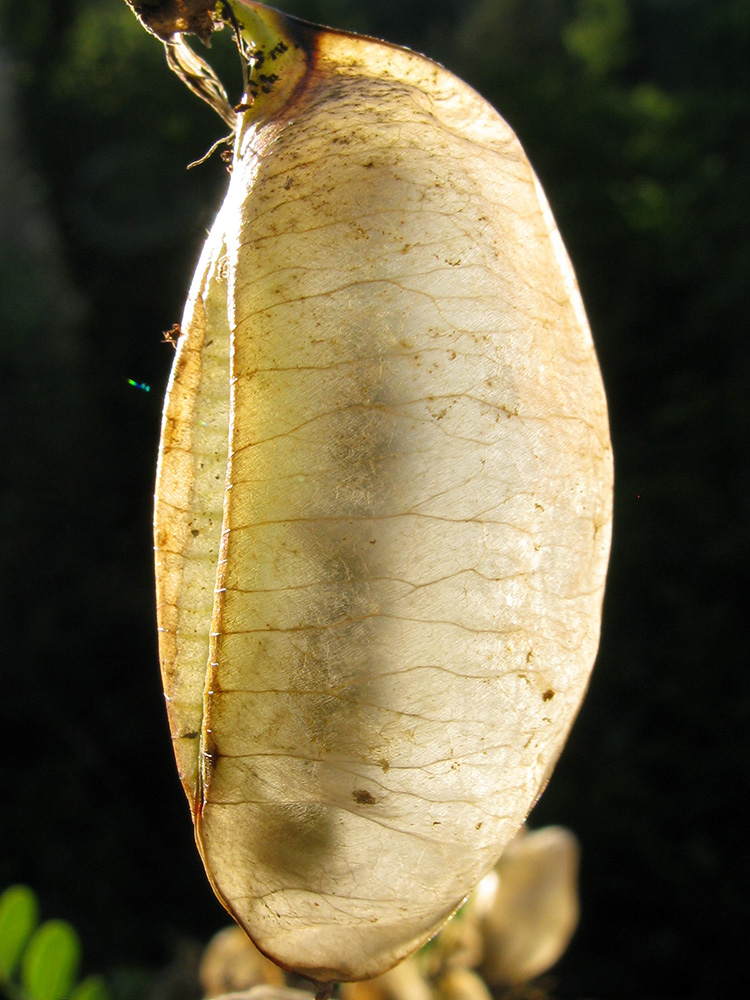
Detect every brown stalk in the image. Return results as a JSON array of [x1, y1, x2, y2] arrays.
[[122, 0, 218, 42]]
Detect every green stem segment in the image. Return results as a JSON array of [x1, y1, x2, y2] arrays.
[[220, 0, 306, 119], [221, 0, 288, 57]]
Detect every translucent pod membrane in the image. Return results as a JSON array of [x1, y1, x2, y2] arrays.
[[154, 1, 612, 984]]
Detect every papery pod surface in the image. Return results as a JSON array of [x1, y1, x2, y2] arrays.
[[151, 0, 613, 984]]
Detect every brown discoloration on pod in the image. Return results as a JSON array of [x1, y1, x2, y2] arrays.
[[352, 789, 377, 806]]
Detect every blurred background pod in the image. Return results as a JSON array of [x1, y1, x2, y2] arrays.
[[475, 826, 581, 986]]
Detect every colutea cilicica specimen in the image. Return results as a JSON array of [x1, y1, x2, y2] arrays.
[[125, 0, 613, 986]]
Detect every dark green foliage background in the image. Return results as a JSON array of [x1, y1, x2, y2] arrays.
[[1, 1, 747, 996]]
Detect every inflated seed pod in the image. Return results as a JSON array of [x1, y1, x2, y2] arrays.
[[146, 0, 613, 985]]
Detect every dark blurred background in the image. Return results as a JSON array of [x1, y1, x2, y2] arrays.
[[1, 1, 747, 997]]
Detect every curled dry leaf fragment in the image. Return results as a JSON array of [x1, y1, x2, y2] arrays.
[[143, 0, 613, 985]]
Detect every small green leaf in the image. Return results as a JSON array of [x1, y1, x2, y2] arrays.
[[21, 920, 81, 1000], [69, 975, 112, 1000], [0, 884, 39, 980]]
